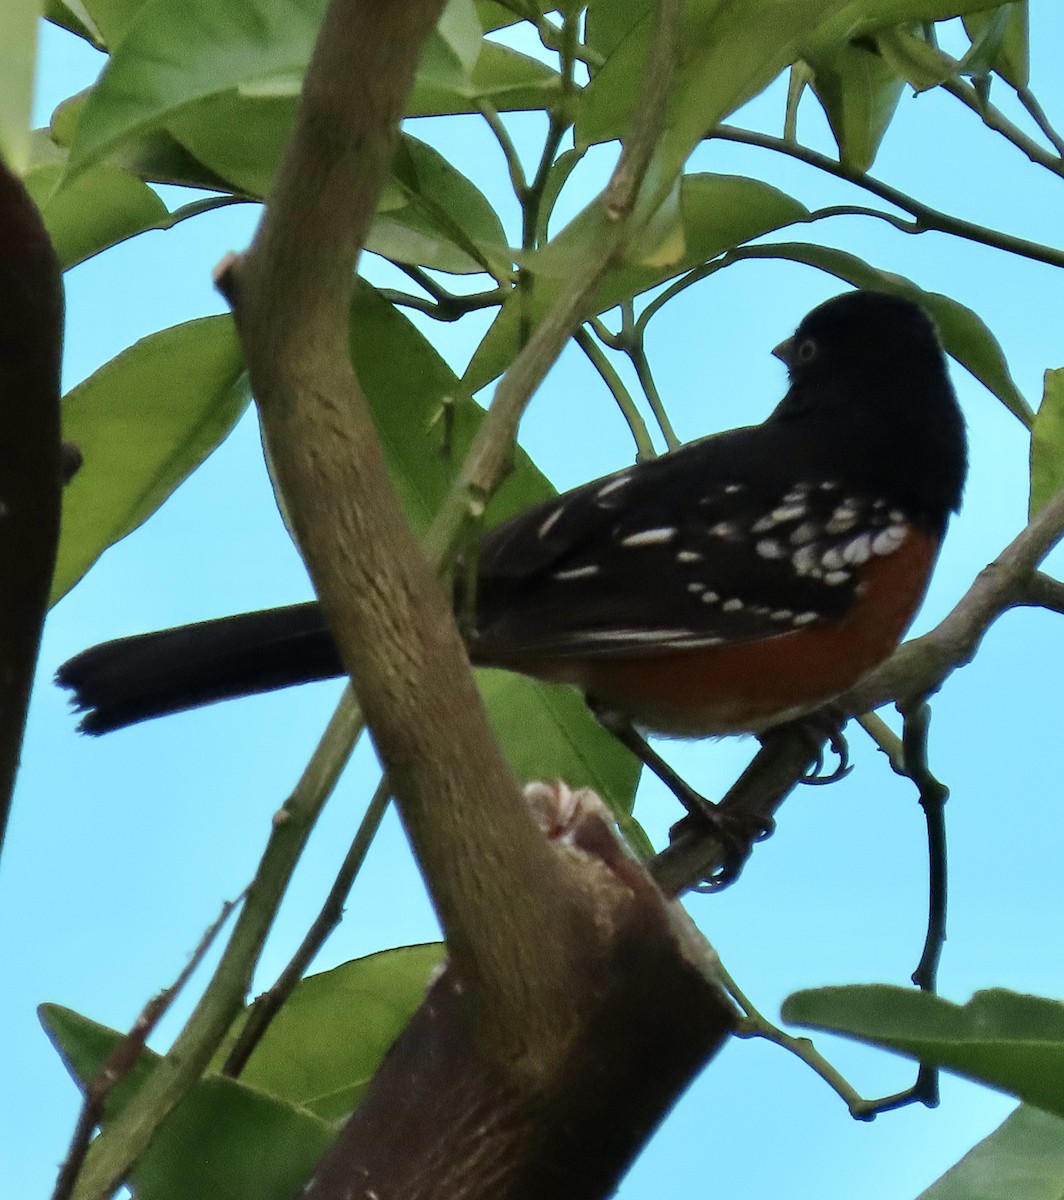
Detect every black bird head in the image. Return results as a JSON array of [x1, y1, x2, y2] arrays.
[[771, 290, 967, 526]]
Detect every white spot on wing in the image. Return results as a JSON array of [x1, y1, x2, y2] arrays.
[[722, 598, 744, 612], [825, 505, 859, 534], [677, 550, 703, 563], [821, 547, 845, 571], [553, 564, 600, 581], [538, 506, 565, 539], [708, 521, 738, 540], [842, 532, 872, 565], [771, 504, 807, 522], [770, 609, 793, 621], [701, 591, 720, 604], [620, 527, 676, 547], [756, 539, 786, 560], [595, 473, 632, 503], [790, 521, 819, 546], [824, 570, 850, 585], [872, 524, 908, 555], [792, 611, 819, 626]]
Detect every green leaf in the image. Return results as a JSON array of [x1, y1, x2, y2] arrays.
[[476, 0, 523, 34], [725, 243, 1032, 426], [578, 0, 1012, 189], [381, 135, 511, 277], [407, 40, 560, 116], [477, 670, 645, 833], [56, 317, 250, 602], [808, 37, 905, 171], [216, 946, 445, 1120], [917, 1105, 1064, 1200], [584, 0, 652, 61], [168, 93, 512, 276], [964, 3, 1028, 90], [876, 26, 962, 92], [45, 0, 104, 47], [0, 0, 43, 174], [67, 0, 325, 174], [783, 985, 1064, 1119], [463, 173, 808, 393], [52, 89, 245, 192], [23, 160, 168, 269], [66, 0, 554, 176], [39, 1004, 333, 1200], [80, 0, 152, 47], [1029, 368, 1064, 517], [536, 146, 586, 243]]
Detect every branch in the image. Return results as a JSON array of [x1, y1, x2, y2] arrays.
[[425, 0, 685, 568], [848, 485, 1064, 712], [652, 488, 1064, 897], [51, 897, 238, 1200], [941, 75, 1064, 179], [221, 775, 392, 1078], [67, 691, 366, 1200], [709, 125, 1064, 271]]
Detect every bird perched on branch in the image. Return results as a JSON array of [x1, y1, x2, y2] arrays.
[[59, 290, 966, 848]]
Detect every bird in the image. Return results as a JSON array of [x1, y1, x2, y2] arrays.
[[58, 290, 967, 835]]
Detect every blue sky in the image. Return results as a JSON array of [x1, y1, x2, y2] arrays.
[[6, 9, 1064, 1197]]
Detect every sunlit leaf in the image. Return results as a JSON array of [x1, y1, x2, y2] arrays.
[[808, 37, 904, 170], [66, 0, 554, 175], [0, 0, 43, 174], [579, 0, 1014, 191], [1029, 368, 1064, 517], [23, 160, 168, 268], [215, 946, 445, 1120], [40, 1004, 333, 1200], [45, 0, 104, 47], [56, 317, 250, 602], [964, 2, 1028, 89]]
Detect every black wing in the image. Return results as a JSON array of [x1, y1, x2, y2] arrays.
[[468, 425, 915, 661]]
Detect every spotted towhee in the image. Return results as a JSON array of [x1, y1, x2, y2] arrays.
[[59, 291, 967, 805]]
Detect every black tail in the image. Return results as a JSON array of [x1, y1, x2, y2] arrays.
[[56, 602, 343, 734]]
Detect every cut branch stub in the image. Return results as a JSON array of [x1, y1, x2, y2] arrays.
[[303, 785, 736, 1200]]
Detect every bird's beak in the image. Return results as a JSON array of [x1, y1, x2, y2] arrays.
[[772, 336, 794, 366]]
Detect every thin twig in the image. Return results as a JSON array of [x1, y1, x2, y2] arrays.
[[425, 0, 684, 569], [896, 699, 950, 995], [478, 99, 527, 200], [222, 777, 392, 1078], [573, 327, 656, 460], [941, 75, 1064, 178], [1013, 83, 1064, 159], [379, 284, 507, 322], [51, 895, 240, 1200], [66, 690, 365, 1200], [1018, 569, 1064, 615], [716, 960, 872, 1118], [848, 484, 1064, 714], [708, 125, 1064, 271]]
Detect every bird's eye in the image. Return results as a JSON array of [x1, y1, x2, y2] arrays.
[[796, 338, 818, 363]]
